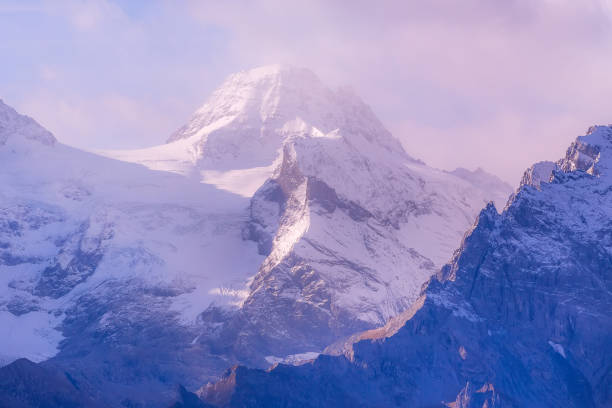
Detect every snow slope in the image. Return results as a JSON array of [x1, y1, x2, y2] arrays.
[[0, 99, 264, 370]]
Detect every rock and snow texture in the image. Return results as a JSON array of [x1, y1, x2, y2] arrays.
[[0, 66, 512, 406], [217, 132, 510, 363], [0, 99, 265, 405], [520, 160, 558, 189], [105, 65, 513, 364], [200, 125, 612, 408]]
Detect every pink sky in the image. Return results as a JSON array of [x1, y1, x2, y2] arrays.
[[1, 0, 612, 184]]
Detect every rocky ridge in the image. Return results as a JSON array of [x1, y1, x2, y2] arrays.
[[199, 125, 612, 407]]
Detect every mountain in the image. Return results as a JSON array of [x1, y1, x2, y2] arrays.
[[102, 65, 513, 365], [0, 100, 56, 147], [199, 125, 612, 407], [0, 99, 264, 405], [448, 167, 512, 208], [106, 65, 408, 183], [0, 358, 103, 408], [0, 66, 511, 406]]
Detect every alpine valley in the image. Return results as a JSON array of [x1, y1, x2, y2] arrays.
[[1, 65, 518, 407]]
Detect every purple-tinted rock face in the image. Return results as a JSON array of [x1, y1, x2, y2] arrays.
[[199, 126, 612, 408]]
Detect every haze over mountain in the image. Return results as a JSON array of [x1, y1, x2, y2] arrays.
[[0, 66, 512, 406], [4, 1, 612, 187]]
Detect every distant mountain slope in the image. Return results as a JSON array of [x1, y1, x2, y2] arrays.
[[448, 167, 512, 209], [200, 125, 612, 407], [0, 358, 103, 408], [0, 100, 56, 146], [0, 99, 264, 406], [0, 66, 511, 406]]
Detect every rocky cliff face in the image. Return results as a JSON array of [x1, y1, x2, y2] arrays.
[[200, 125, 612, 407]]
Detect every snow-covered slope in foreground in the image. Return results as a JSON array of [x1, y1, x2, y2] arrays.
[[0, 99, 265, 404], [200, 125, 612, 408], [1, 66, 511, 406]]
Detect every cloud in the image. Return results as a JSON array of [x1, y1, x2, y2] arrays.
[[182, 0, 612, 182], [39, 65, 58, 81], [18, 90, 185, 149], [65, 0, 122, 30], [2, 0, 612, 184]]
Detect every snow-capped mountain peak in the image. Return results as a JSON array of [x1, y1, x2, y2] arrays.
[[559, 124, 612, 175], [520, 124, 612, 190], [169, 65, 400, 145], [101, 65, 412, 195], [0, 99, 56, 147], [520, 160, 557, 189], [165, 65, 407, 169]]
